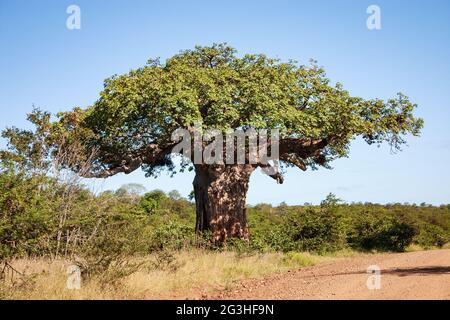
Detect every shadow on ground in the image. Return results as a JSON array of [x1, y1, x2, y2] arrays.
[[308, 266, 450, 278], [381, 266, 450, 277]]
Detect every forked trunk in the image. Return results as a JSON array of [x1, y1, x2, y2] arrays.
[[193, 164, 254, 244]]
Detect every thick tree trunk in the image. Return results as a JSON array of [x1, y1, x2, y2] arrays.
[[193, 164, 254, 244]]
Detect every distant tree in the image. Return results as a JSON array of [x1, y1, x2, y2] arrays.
[[115, 183, 146, 196], [140, 189, 167, 214], [168, 190, 182, 201], [321, 193, 343, 207], [1, 44, 423, 244]]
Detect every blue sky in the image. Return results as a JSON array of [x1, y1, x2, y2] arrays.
[[1, 0, 449, 205]]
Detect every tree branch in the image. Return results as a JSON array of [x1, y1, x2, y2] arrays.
[[278, 137, 333, 170], [81, 143, 171, 178], [280, 154, 307, 171], [259, 163, 284, 184]]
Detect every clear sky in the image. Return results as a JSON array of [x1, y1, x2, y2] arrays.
[[1, 0, 449, 205]]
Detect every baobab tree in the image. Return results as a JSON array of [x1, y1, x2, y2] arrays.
[[1, 44, 423, 244]]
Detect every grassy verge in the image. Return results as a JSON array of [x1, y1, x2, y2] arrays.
[[1, 249, 351, 300]]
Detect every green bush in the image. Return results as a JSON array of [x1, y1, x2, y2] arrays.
[[416, 223, 448, 248], [348, 214, 417, 252], [257, 205, 347, 254], [148, 220, 193, 251], [0, 167, 58, 259]]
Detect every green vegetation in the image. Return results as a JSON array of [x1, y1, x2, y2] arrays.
[[1, 162, 448, 266], [249, 198, 448, 253]]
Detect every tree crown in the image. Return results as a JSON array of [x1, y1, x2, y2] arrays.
[[1, 44, 423, 179]]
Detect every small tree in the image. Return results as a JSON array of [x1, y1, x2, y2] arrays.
[[140, 190, 167, 214], [1, 44, 423, 244]]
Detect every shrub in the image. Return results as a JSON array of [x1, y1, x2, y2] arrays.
[[140, 190, 167, 214], [72, 220, 147, 285], [415, 223, 448, 248], [348, 214, 417, 252], [259, 205, 347, 254], [288, 206, 347, 253], [0, 168, 59, 259], [148, 220, 193, 251]]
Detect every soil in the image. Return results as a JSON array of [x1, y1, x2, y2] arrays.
[[208, 249, 450, 300]]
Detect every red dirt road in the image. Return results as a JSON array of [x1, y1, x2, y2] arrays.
[[211, 249, 450, 300]]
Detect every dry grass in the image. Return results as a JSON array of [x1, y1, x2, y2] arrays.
[[0, 249, 345, 300]]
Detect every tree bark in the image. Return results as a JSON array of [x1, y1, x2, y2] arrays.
[[193, 164, 254, 244]]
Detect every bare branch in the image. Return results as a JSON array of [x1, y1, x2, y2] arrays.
[[80, 143, 171, 178], [83, 157, 143, 178], [259, 163, 284, 184]]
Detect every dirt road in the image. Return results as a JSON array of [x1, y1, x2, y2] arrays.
[[211, 249, 450, 300]]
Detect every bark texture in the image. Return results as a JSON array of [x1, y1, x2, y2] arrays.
[[193, 164, 254, 243]]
